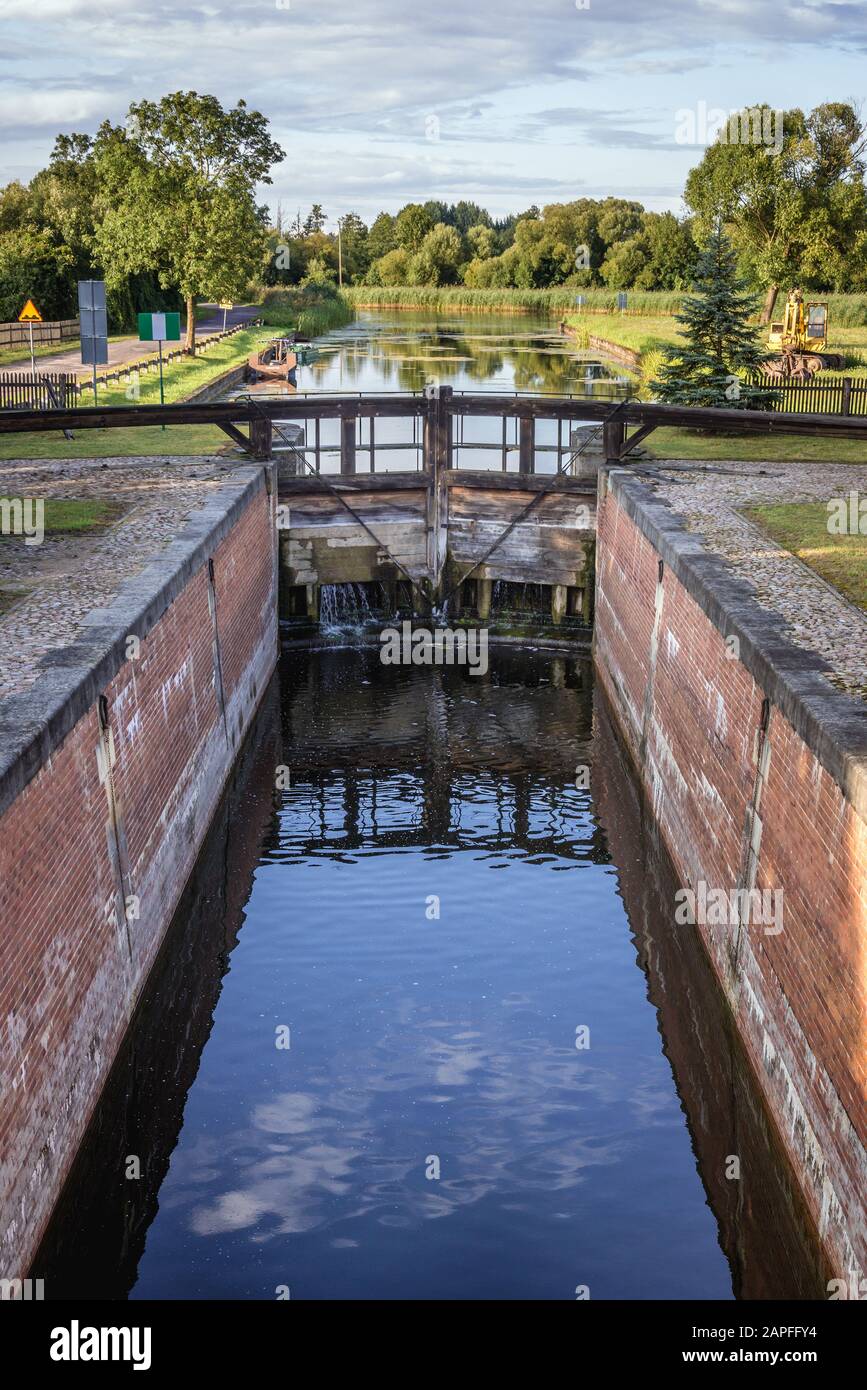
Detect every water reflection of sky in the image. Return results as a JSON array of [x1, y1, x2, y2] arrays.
[[130, 652, 732, 1301]]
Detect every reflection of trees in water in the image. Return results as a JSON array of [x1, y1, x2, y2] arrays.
[[346, 324, 617, 394]]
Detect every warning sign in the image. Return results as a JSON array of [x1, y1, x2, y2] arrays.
[[18, 299, 42, 323]]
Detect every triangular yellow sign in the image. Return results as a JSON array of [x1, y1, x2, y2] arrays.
[[18, 299, 42, 323]]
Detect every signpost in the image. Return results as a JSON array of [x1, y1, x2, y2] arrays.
[[617, 291, 628, 313], [18, 298, 42, 373], [575, 294, 586, 311], [138, 311, 181, 425], [220, 302, 232, 332], [78, 280, 108, 404]]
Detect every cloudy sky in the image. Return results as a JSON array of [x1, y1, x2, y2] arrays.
[[2, 0, 866, 223]]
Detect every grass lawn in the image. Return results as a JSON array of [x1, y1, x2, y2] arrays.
[[0, 423, 232, 461], [568, 312, 867, 380], [0, 328, 271, 460], [650, 427, 867, 465], [569, 312, 685, 356], [746, 501, 867, 610], [0, 497, 123, 538]]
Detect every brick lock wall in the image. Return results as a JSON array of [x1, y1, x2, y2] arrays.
[[592, 690, 832, 1298], [0, 475, 277, 1280], [595, 476, 866, 1280]]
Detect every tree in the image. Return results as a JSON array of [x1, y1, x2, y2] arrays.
[[395, 203, 434, 253], [685, 102, 867, 320], [367, 212, 398, 261], [467, 224, 495, 261], [600, 212, 698, 290], [0, 226, 73, 321], [90, 92, 284, 350], [303, 204, 326, 235], [337, 212, 369, 284], [370, 247, 411, 286], [409, 223, 463, 285], [600, 236, 651, 289], [640, 212, 698, 289], [651, 224, 769, 408]]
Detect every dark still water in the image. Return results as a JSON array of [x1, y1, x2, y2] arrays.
[[37, 649, 827, 1301]]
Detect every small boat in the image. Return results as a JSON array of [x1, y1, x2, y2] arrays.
[[248, 338, 298, 381]]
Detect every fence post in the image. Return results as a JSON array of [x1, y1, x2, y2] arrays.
[[603, 416, 626, 462], [519, 413, 534, 473], [250, 415, 273, 461], [340, 412, 356, 474], [842, 377, 852, 417]]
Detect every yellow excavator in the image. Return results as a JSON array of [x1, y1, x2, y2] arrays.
[[765, 289, 844, 381]]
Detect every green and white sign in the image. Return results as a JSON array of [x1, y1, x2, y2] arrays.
[[138, 311, 181, 342]]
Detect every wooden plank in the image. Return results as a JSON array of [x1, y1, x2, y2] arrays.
[[519, 416, 534, 473], [448, 488, 594, 525], [217, 421, 253, 452], [442, 469, 596, 494], [279, 473, 429, 495], [340, 415, 356, 475], [3, 393, 867, 441]]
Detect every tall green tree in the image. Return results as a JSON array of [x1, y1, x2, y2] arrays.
[[90, 92, 284, 350], [685, 102, 867, 320], [395, 203, 434, 254], [651, 225, 768, 408], [409, 223, 462, 285], [367, 211, 398, 262], [303, 204, 326, 235]]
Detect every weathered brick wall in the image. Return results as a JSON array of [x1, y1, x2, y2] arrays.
[[593, 689, 832, 1299], [0, 468, 277, 1280], [594, 471, 866, 1282]]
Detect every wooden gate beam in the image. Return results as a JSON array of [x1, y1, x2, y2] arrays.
[[216, 421, 254, 452], [617, 422, 657, 459]]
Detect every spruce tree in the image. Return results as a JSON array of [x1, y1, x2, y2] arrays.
[[650, 224, 768, 408]]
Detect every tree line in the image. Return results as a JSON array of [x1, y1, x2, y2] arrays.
[[2, 96, 865, 338]]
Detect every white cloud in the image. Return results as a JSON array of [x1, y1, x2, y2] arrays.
[[1, 0, 865, 212]]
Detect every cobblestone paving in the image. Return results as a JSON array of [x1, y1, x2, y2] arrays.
[[645, 459, 867, 701], [0, 455, 247, 700]]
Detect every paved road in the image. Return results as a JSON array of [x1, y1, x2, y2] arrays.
[[3, 303, 261, 375]]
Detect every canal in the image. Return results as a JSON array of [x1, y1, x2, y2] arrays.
[[34, 312, 828, 1300], [235, 309, 630, 474], [37, 646, 827, 1300]]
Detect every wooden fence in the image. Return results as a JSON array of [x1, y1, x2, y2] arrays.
[[748, 375, 867, 417], [0, 372, 77, 410], [0, 319, 79, 349]]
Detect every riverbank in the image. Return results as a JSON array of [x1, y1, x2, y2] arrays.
[[565, 311, 867, 385], [345, 286, 682, 315]]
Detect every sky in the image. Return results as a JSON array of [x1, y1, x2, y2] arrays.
[[2, 0, 866, 226]]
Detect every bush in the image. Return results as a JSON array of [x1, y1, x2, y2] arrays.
[[261, 284, 354, 337]]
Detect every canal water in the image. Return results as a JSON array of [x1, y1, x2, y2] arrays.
[[34, 311, 828, 1299], [290, 309, 626, 397], [37, 648, 828, 1300], [234, 309, 630, 473]]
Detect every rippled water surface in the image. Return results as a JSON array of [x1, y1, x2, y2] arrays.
[[38, 648, 828, 1300]]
